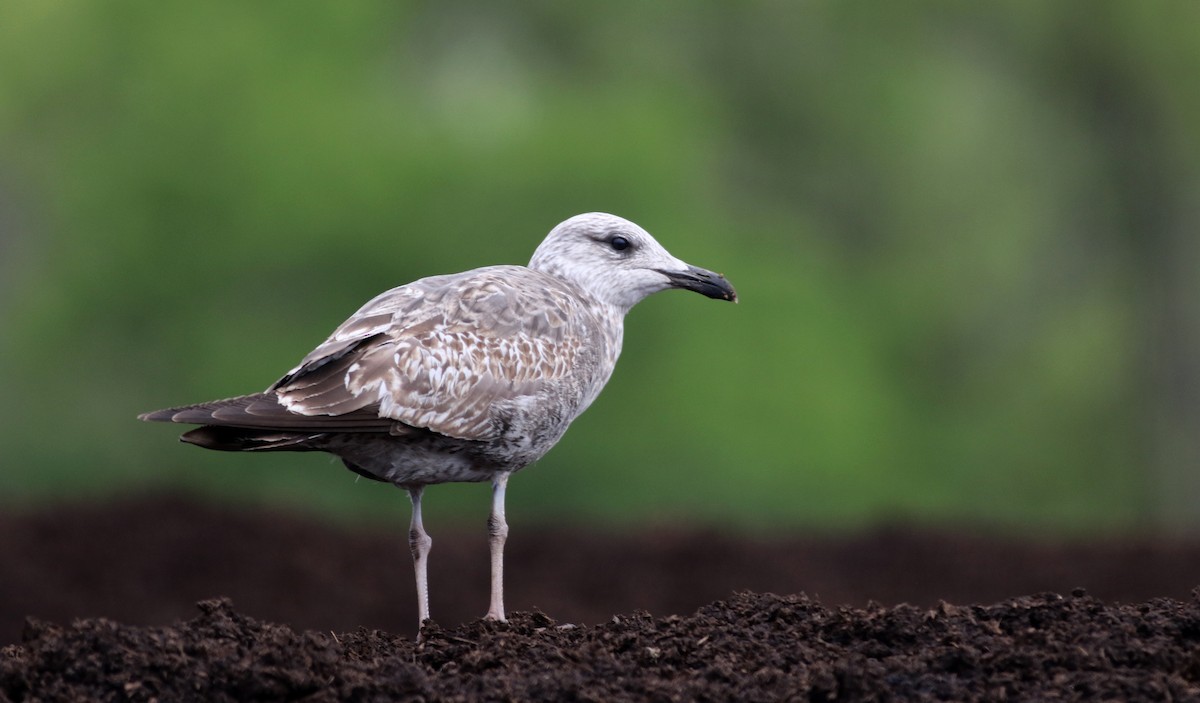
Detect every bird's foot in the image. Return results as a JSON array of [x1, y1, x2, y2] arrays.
[[414, 617, 438, 646]]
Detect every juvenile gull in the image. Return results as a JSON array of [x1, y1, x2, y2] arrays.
[[140, 212, 737, 628]]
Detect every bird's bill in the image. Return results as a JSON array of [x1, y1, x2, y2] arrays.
[[657, 265, 738, 302]]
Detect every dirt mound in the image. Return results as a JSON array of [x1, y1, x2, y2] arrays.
[[6, 494, 1200, 646], [5, 494, 1200, 700], [5, 592, 1200, 701]]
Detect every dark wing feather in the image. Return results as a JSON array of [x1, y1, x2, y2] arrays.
[[138, 393, 397, 432]]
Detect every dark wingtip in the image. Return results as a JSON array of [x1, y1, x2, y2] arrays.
[[138, 409, 175, 423], [138, 394, 276, 426]]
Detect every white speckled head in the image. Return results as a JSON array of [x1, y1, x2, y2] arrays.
[[529, 213, 737, 313]]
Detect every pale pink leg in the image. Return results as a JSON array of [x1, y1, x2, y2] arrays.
[[484, 472, 510, 621], [407, 486, 432, 629]]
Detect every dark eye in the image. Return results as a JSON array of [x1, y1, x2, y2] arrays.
[[609, 236, 630, 252]]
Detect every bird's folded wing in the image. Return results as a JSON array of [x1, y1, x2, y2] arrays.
[[271, 267, 597, 442], [138, 393, 398, 432]]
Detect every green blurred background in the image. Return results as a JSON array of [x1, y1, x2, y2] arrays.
[[1, 1, 1197, 535]]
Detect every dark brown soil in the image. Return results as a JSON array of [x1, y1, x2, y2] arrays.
[[3, 494, 1200, 701]]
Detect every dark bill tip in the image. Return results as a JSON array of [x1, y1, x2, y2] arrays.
[[657, 265, 738, 302]]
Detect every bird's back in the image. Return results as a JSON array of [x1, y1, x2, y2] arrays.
[[143, 264, 625, 483]]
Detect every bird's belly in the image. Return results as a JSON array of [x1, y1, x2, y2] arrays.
[[323, 433, 500, 486], [320, 388, 586, 486], [483, 393, 581, 467]]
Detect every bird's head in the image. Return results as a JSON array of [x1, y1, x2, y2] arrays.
[[529, 212, 737, 313]]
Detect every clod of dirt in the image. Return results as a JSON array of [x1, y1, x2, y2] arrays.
[[4, 591, 1200, 702]]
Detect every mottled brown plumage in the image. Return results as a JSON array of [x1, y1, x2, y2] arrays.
[[140, 212, 736, 629]]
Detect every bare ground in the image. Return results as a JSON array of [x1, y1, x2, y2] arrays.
[[3, 494, 1200, 701]]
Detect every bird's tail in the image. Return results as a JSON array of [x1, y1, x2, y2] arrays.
[[179, 426, 325, 452]]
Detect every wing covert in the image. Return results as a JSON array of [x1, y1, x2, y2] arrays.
[[272, 267, 602, 442]]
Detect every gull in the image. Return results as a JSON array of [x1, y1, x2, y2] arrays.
[[140, 212, 737, 629]]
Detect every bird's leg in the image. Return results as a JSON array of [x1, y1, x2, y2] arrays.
[[406, 486, 432, 630], [484, 471, 510, 621]]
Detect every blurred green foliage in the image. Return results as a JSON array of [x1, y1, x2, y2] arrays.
[[1, 1, 1197, 534]]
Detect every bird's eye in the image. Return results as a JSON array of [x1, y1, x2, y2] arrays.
[[609, 236, 630, 252]]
